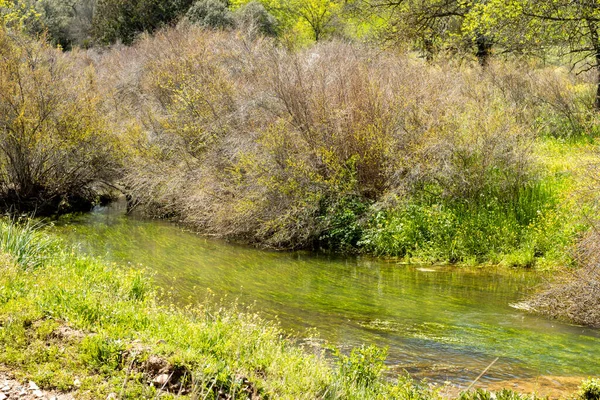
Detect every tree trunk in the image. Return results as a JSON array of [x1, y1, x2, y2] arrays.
[[475, 34, 492, 67], [587, 19, 600, 110], [423, 36, 434, 62], [595, 66, 600, 111]]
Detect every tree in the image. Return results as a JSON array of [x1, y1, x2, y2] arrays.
[[468, 0, 600, 109], [234, 1, 278, 36], [287, 0, 340, 41], [370, 0, 494, 65], [254, 0, 342, 42], [186, 0, 234, 29]]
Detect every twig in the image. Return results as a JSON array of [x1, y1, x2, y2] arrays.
[[465, 357, 499, 392], [119, 351, 137, 400]]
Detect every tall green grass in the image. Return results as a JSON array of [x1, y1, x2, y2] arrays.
[[358, 180, 572, 266], [0, 219, 56, 269]]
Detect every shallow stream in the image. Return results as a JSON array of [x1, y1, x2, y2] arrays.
[[52, 202, 600, 389]]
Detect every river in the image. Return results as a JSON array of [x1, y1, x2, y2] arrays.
[[51, 201, 600, 391]]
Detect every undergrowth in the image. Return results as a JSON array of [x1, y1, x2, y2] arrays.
[[93, 27, 594, 267]]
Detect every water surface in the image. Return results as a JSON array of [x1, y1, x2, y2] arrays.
[[52, 202, 600, 387]]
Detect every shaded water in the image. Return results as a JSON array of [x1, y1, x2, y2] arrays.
[[52, 202, 600, 387]]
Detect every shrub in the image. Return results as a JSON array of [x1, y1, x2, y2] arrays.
[[580, 378, 600, 400], [318, 195, 369, 252], [186, 0, 234, 29], [360, 181, 557, 263], [0, 28, 120, 214], [100, 27, 565, 261], [93, 0, 193, 44], [24, 0, 96, 49], [233, 1, 278, 36]]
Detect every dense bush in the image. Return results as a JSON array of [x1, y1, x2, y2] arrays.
[[186, 0, 234, 29], [96, 27, 573, 264], [234, 1, 278, 36], [0, 28, 120, 214], [0, 22, 581, 263], [29, 0, 96, 48], [580, 378, 600, 400]]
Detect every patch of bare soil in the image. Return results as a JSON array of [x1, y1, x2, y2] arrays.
[[0, 373, 74, 400]]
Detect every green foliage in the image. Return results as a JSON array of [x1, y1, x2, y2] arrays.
[[0, 28, 120, 214], [318, 196, 369, 252], [109, 28, 585, 265], [93, 0, 193, 44], [0, 0, 40, 30], [0, 219, 56, 269], [459, 388, 540, 400], [360, 181, 560, 265], [335, 345, 387, 389], [80, 335, 125, 373], [1, 0, 95, 48], [0, 218, 456, 399], [580, 378, 600, 400], [186, 0, 235, 29], [234, 1, 278, 36]]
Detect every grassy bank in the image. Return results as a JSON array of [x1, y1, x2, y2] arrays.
[[2, 219, 592, 399]]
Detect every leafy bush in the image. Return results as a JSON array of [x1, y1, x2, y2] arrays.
[[234, 1, 278, 36], [0, 28, 120, 214], [318, 195, 369, 252], [580, 378, 600, 400], [93, 0, 193, 44], [360, 181, 557, 264], [24, 0, 96, 49], [186, 0, 234, 29]]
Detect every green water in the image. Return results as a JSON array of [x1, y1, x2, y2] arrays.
[[52, 201, 600, 386]]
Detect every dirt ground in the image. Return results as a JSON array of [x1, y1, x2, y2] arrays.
[[0, 373, 74, 400]]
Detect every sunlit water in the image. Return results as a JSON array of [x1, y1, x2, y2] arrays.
[[51, 201, 600, 387]]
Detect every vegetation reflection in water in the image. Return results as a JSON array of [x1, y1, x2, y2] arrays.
[[52, 202, 600, 386]]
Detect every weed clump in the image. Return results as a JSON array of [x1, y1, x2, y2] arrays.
[[580, 378, 600, 400]]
